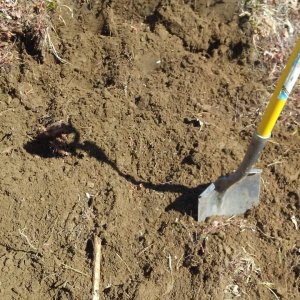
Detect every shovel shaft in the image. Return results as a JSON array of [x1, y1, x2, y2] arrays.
[[257, 38, 300, 138], [215, 133, 266, 192], [216, 38, 300, 193]]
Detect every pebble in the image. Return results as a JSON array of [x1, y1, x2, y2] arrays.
[[87, 181, 94, 188], [223, 245, 232, 255], [12, 286, 22, 295], [217, 231, 225, 240]]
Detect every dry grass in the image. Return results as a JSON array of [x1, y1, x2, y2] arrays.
[[0, 0, 59, 67], [242, 1, 299, 75], [224, 247, 284, 299], [241, 0, 300, 127]]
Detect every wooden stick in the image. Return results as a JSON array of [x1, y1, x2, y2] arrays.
[[92, 236, 101, 300]]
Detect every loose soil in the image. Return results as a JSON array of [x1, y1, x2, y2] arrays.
[[0, 1, 299, 299]]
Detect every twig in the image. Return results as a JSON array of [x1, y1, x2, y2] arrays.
[[59, 5, 74, 18], [92, 235, 102, 300], [263, 286, 280, 300], [234, 95, 239, 123], [19, 228, 37, 251], [137, 243, 153, 256], [162, 254, 174, 296], [291, 215, 298, 230], [62, 263, 88, 277], [45, 27, 68, 64], [168, 253, 173, 273], [176, 253, 184, 271], [116, 253, 132, 274], [256, 227, 277, 240], [267, 160, 284, 167]]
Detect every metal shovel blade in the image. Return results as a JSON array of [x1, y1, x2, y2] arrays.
[[198, 170, 261, 221]]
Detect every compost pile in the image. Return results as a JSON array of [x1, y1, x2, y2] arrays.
[[0, 1, 299, 299]]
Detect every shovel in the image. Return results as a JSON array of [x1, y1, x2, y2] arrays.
[[198, 38, 300, 221]]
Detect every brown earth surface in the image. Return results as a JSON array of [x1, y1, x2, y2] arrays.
[[0, 1, 299, 299]]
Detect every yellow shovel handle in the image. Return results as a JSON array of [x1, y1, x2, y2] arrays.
[[257, 38, 300, 138]]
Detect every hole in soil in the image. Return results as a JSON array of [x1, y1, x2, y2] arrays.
[[192, 141, 199, 148], [138, 235, 145, 242], [254, 60, 261, 66], [57, 287, 73, 300], [182, 244, 192, 267], [143, 263, 153, 278], [207, 38, 220, 57], [158, 221, 167, 235], [198, 248, 204, 256], [87, 196, 93, 207], [145, 12, 160, 32], [238, 15, 250, 30], [288, 191, 299, 201], [181, 155, 194, 165], [183, 117, 201, 127], [293, 265, 300, 277], [101, 23, 111, 36], [103, 286, 111, 295], [176, 143, 183, 155], [189, 265, 200, 275], [256, 221, 264, 232], [135, 95, 142, 105], [230, 42, 245, 59], [67, 245, 76, 256], [104, 77, 115, 87], [8, 87, 18, 98], [20, 33, 43, 62], [203, 272, 210, 282], [85, 238, 94, 260]]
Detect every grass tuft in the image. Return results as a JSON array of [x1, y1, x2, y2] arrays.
[[0, 0, 60, 67], [242, 0, 299, 79], [241, 0, 300, 128]]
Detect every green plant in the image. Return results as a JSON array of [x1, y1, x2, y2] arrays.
[[46, 0, 58, 12]]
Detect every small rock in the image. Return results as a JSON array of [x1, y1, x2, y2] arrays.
[[87, 181, 95, 188], [223, 245, 232, 255], [85, 192, 93, 200], [12, 286, 22, 295], [4, 257, 13, 267], [217, 231, 225, 240]]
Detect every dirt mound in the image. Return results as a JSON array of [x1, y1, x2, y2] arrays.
[[0, 1, 299, 299]]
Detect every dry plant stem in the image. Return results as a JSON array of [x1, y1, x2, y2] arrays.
[[137, 243, 153, 256], [19, 228, 37, 251], [116, 253, 132, 274], [92, 235, 102, 300], [62, 263, 88, 277]]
